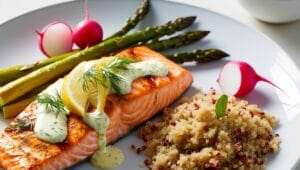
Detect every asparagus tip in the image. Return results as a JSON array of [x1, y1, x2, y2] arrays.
[[180, 16, 197, 28], [211, 49, 230, 57], [186, 30, 210, 41], [188, 16, 197, 21], [222, 52, 230, 57], [202, 30, 210, 36]]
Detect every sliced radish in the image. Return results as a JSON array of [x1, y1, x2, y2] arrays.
[[73, 0, 103, 49], [37, 22, 73, 57], [217, 61, 281, 97]]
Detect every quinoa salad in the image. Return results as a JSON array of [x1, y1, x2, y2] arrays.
[[139, 88, 280, 170]]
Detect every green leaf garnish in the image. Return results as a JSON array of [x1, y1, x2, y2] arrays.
[[215, 94, 228, 118], [81, 57, 137, 94], [37, 91, 66, 114]]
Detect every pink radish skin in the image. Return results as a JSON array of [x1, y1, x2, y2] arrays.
[[217, 61, 281, 97], [73, 0, 103, 49], [37, 22, 73, 57]]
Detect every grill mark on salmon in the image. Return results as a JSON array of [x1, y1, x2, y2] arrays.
[[0, 47, 193, 169]]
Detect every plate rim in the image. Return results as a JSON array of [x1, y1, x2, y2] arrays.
[[0, 0, 299, 169]]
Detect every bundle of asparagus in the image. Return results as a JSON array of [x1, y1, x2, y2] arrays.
[[0, 0, 229, 118]]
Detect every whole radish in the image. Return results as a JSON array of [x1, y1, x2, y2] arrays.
[[217, 61, 281, 97], [36, 22, 73, 57], [73, 0, 103, 49]]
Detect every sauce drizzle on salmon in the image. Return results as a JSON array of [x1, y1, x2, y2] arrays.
[[0, 47, 193, 169]]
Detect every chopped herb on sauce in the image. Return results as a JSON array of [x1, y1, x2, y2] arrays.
[[6, 117, 33, 132]]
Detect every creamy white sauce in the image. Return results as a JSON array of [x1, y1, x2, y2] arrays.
[[86, 59, 168, 168], [90, 145, 125, 169], [33, 59, 168, 168], [83, 111, 109, 153], [34, 79, 69, 143], [116, 59, 168, 94]]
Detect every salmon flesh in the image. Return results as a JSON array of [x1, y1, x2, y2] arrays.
[[0, 47, 193, 169]]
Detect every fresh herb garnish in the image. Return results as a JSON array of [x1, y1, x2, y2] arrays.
[[6, 118, 33, 132], [81, 57, 137, 94], [81, 66, 102, 92], [37, 91, 66, 113], [215, 94, 228, 118]]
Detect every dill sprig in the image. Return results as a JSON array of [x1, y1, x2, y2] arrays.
[[81, 66, 102, 92], [101, 57, 133, 93], [6, 117, 33, 132], [37, 91, 66, 113], [105, 57, 135, 70], [81, 57, 137, 94]]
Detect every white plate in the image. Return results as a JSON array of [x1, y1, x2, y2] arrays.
[[1, 0, 300, 169]]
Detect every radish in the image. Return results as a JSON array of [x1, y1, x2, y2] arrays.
[[217, 61, 281, 97], [36, 22, 73, 57], [73, 0, 103, 49]]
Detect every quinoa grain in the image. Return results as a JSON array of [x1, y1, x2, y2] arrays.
[[139, 89, 280, 170]]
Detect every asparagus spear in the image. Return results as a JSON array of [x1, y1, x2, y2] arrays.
[[165, 49, 229, 63], [105, 0, 150, 40], [146, 31, 209, 51], [2, 97, 36, 119], [0, 51, 78, 86], [2, 80, 56, 118], [1, 48, 228, 116], [0, 16, 196, 106], [0, 31, 214, 88], [0, 30, 206, 86]]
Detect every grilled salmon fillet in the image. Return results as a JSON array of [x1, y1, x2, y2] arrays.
[[0, 47, 193, 170]]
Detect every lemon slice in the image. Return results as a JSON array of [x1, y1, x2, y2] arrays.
[[61, 61, 92, 116], [61, 57, 114, 116]]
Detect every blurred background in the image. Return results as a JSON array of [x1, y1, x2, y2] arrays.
[[1, 0, 299, 68]]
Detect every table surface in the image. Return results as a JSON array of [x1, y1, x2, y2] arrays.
[[1, 0, 299, 69]]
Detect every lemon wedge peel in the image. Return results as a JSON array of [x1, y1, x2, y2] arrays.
[[61, 62, 88, 116]]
